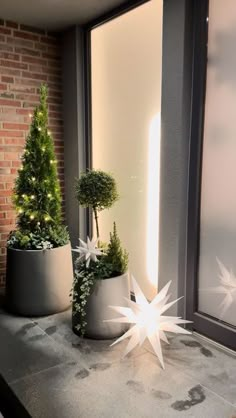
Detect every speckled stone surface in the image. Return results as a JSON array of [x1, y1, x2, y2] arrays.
[[0, 308, 235, 418]]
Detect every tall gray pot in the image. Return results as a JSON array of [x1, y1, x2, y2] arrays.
[[6, 243, 73, 316], [73, 272, 130, 339]]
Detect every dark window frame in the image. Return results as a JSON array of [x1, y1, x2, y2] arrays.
[[186, 0, 236, 350]]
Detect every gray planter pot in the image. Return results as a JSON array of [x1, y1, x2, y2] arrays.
[[6, 243, 73, 316], [73, 272, 130, 340]]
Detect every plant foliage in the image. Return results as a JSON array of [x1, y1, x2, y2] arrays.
[[72, 223, 128, 336], [7, 225, 69, 250], [105, 222, 129, 277], [75, 170, 118, 239], [75, 170, 118, 212], [8, 84, 69, 249]]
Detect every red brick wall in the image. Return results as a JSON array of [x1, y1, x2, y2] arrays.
[[0, 20, 64, 288]]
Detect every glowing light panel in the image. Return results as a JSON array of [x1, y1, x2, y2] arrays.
[[147, 113, 161, 287]]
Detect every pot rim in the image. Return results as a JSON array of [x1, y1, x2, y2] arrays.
[[7, 242, 71, 253], [97, 271, 129, 281]]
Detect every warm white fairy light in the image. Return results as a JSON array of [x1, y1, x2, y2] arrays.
[[37, 221, 40, 226], [42, 146, 46, 152], [38, 111, 42, 116], [30, 214, 34, 220], [47, 193, 52, 198], [32, 177, 36, 182], [18, 208, 23, 214], [31, 195, 35, 200], [47, 130, 51, 135], [22, 194, 26, 198], [45, 215, 50, 221], [38, 127, 42, 131], [105, 276, 191, 369], [29, 113, 33, 118]]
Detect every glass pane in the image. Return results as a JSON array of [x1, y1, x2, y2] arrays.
[[198, 0, 236, 326], [91, 0, 163, 299]]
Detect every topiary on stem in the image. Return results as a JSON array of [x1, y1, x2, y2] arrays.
[[75, 170, 118, 239]]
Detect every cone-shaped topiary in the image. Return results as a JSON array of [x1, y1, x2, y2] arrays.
[[7, 84, 69, 250], [13, 84, 62, 230]]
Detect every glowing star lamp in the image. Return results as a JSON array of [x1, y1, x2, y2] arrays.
[[72, 237, 103, 268], [105, 276, 192, 369]]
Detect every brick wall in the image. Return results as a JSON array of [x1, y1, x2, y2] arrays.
[[0, 20, 64, 288]]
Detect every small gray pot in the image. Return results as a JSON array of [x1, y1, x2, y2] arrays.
[[6, 243, 73, 316], [73, 272, 130, 340]]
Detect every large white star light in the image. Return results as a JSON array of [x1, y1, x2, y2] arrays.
[[72, 237, 103, 267], [105, 276, 191, 369]]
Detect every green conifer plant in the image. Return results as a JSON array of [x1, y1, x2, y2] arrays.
[[7, 84, 69, 250], [105, 222, 129, 277]]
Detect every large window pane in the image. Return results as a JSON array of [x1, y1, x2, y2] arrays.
[[198, 0, 236, 326], [91, 0, 163, 299]]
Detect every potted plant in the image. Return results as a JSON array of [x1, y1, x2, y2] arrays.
[[72, 170, 130, 339], [5, 85, 73, 316]]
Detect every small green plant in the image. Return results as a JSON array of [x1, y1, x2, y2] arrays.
[[72, 223, 128, 336], [105, 222, 128, 277], [75, 170, 118, 239], [7, 225, 69, 250]]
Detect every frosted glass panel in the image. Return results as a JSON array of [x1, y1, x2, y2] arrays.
[[91, 0, 163, 300], [198, 0, 236, 326]]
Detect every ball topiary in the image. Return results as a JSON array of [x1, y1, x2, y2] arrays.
[[75, 170, 118, 239]]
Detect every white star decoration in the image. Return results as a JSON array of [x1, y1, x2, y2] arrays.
[[201, 258, 236, 319], [105, 276, 191, 369], [72, 237, 103, 267]]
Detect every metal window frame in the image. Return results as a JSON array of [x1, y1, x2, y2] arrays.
[[186, 0, 236, 350]]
